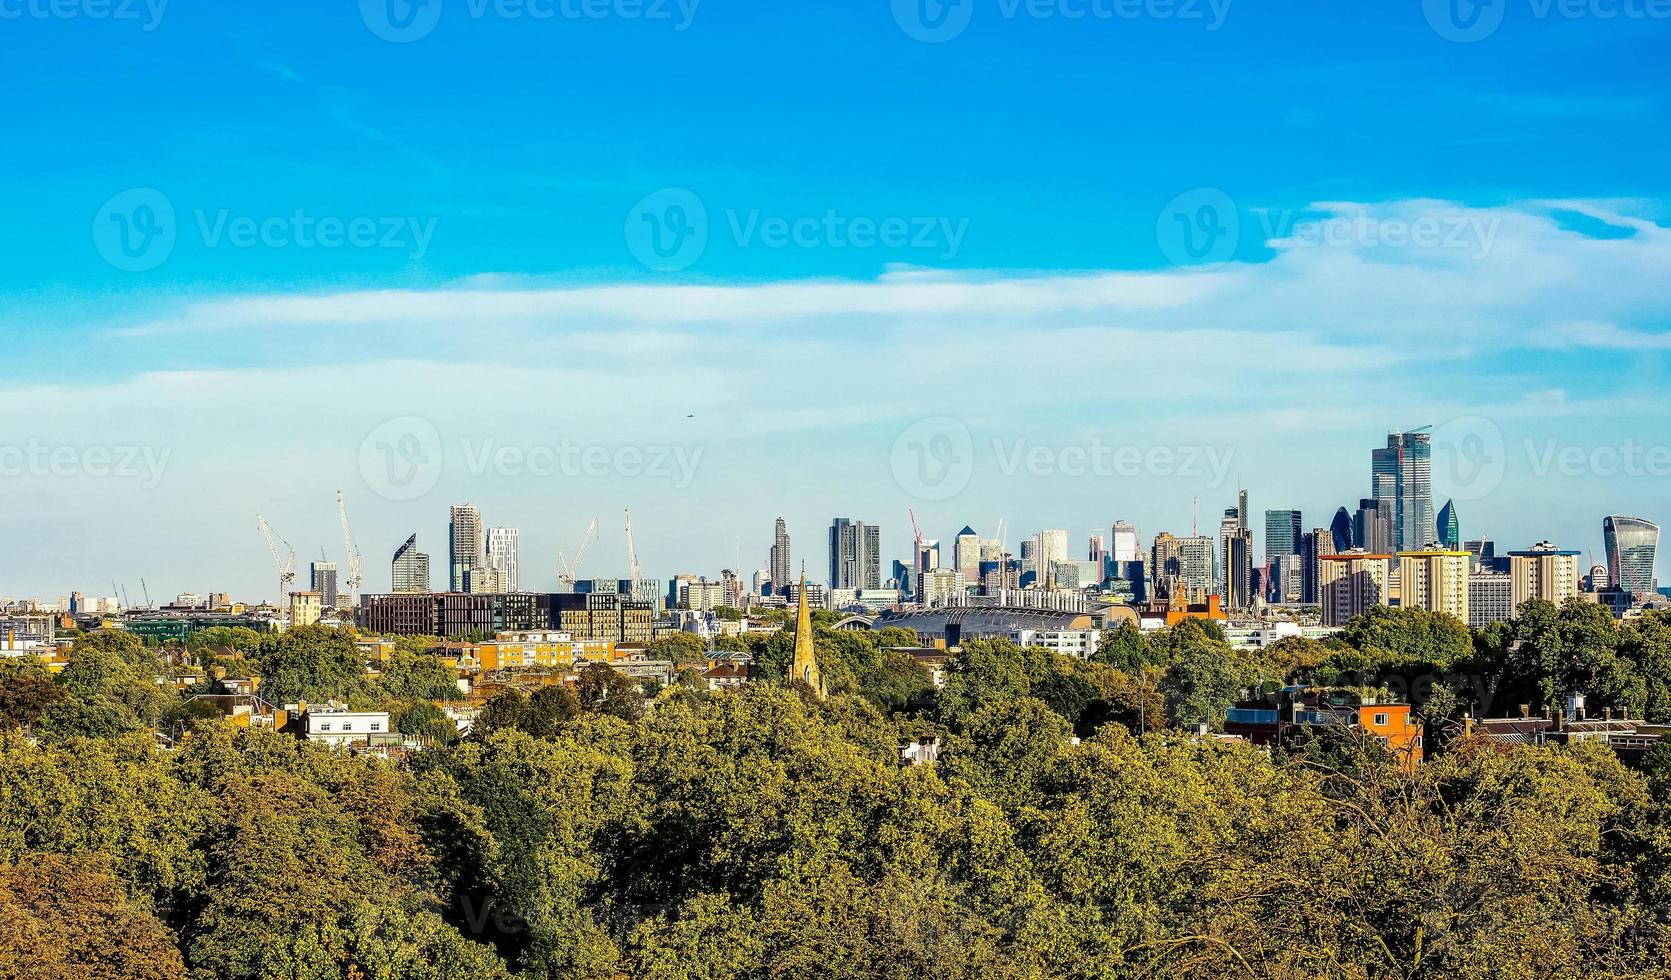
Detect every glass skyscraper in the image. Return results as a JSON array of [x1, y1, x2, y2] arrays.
[[1604, 515, 1660, 598], [1437, 499, 1460, 551], [1372, 430, 1434, 552]]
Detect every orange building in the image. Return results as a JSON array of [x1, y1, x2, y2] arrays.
[[1224, 686, 1424, 771]]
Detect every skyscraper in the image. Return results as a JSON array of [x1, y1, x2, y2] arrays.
[[1264, 510, 1302, 563], [1604, 515, 1660, 598], [1034, 530, 1069, 587], [1217, 508, 1241, 597], [1437, 499, 1460, 551], [1152, 532, 1214, 602], [392, 534, 430, 593], [310, 561, 339, 609], [829, 518, 881, 590], [1300, 528, 1336, 604], [1224, 529, 1254, 610], [954, 526, 982, 584], [1331, 507, 1354, 553], [486, 527, 521, 593], [1354, 498, 1395, 554], [770, 518, 791, 595], [1372, 429, 1435, 552], [449, 505, 483, 593], [1264, 510, 1302, 604]]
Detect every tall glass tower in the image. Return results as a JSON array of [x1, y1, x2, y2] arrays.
[[1372, 430, 1434, 552], [1604, 515, 1660, 598], [1437, 499, 1460, 551]]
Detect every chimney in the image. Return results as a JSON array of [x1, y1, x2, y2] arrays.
[[1519, 704, 1530, 718]]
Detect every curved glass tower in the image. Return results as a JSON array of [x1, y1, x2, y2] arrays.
[[1604, 515, 1660, 598], [1330, 507, 1354, 553]]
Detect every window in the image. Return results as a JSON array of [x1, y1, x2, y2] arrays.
[[370, 723, 381, 732], [319, 723, 331, 732], [1373, 713, 1389, 727]]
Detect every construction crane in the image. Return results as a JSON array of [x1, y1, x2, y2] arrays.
[[256, 514, 298, 605], [336, 489, 364, 605], [624, 509, 642, 583], [140, 579, 152, 609], [556, 517, 599, 592]]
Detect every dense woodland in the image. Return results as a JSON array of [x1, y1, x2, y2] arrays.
[[6, 600, 1671, 978]]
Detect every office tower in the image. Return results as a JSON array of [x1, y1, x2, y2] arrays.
[[752, 567, 771, 596], [1463, 538, 1496, 572], [1152, 532, 1213, 602], [770, 518, 791, 595], [1237, 489, 1249, 531], [310, 561, 339, 609], [1604, 516, 1660, 599], [1033, 530, 1070, 587], [1318, 552, 1392, 627], [1509, 542, 1581, 610], [920, 568, 967, 606], [891, 559, 914, 597], [1437, 499, 1460, 551], [1372, 429, 1435, 552], [829, 519, 881, 590], [449, 505, 484, 593], [1088, 534, 1106, 565], [1354, 498, 1395, 554], [1224, 530, 1253, 610], [1217, 508, 1240, 597], [486, 527, 521, 593], [720, 569, 743, 608], [1585, 564, 1610, 592], [954, 526, 982, 584], [1398, 550, 1470, 622], [392, 534, 430, 593], [1331, 507, 1354, 553], [1468, 572, 1512, 628], [1264, 510, 1302, 563], [1301, 528, 1337, 604], [1264, 509, 1301, 599], [1112, 522, 1140, 562]]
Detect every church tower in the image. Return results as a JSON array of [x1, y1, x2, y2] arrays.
[[791, 572, 823, 695]]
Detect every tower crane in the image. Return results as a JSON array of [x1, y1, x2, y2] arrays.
[[257, 514, 298, 605], [909, 508, 926, 601], [336, 489, 364, 606], [556, 517, 599, 592], [624, 509, 642, 583]]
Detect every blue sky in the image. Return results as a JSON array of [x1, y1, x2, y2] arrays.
[[2, 0, 1670, 601]]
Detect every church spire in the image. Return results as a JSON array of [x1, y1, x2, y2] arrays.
[[792, 571, 823, 696]]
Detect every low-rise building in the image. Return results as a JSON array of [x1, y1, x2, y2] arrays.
[[301, 706, 392, 748], [1224, 686, 1424, 771]]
